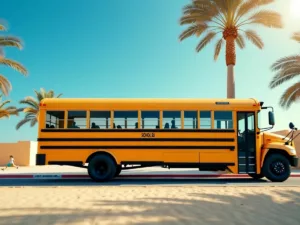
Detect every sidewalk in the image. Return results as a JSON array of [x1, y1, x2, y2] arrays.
[[1, 165, 300, 179]]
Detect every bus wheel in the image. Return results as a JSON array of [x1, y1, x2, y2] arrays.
[[248, 173, 264, 180], [114, 165, 122, 177], [88, 154, 116, 182], [262, 153, 291, 182]]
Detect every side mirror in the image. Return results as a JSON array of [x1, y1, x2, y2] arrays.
[[268, 111, 275, 126], [289, 122, 295, 129]]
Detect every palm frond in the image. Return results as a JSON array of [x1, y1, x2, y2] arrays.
[[271, 55, 300, 71], [0, 24, 6, 31], [16, 88, 61, 129], [34, 89, 45, 102], [222, 0, 244, 26], [180, 14, 214, 26], [5, 107, 19, 116], [279, 82, 300, 109], [56, 93, 63, 98], [214, 38, 223, 61], [25, 112, 37, 120], [30, 118, 38, 127], [245, 30, 264, 49], [230, 0, 244, 11], [5, 106, 17, 110], [0, 74, 12, 96], [23, 107, 38, 114], [40, 88, 47, 98], [0, 58, 28, 75], [240, 10, 282, 28], [179, 24, 208, 41], [236, 0, 274, 20], [213, 0, 229, 14], [47, 90, 55, 98], [184, 1, 219, 18], [196, 32, 216, 52], [0, 94, 10, 107], [0, 36, 23, 49], [292, 32, 300, 43], [0, 47, 4, 57], [16, 118, 32, 130], [236, 33, 246, 49], [0, 99, 11, 108], [16, 108, 25, 113], [0, 112, 10, 119], [19, 97, 39, 109], [269, 64, 300, 88], [183, 2, 211, 14], [0, 100, 18, 118]]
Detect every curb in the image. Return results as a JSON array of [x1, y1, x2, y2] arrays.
[[0, 174, 300, 179]]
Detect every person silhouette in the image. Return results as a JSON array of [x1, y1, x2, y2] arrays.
[[91, 122, 100, 128], [171, 119, 177, 129]]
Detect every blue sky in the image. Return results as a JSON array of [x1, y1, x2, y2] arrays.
[[0, 0, 299, 142]]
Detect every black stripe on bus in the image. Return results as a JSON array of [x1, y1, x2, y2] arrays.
[[37, 138, 235, 142], [120, 162, 235, 167], [48, 161, 83, 166], [46, 161, 235, 168], [41, 129, 235, 133], [40, 145, 235, 150]]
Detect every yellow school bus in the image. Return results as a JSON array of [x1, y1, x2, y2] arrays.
[[36, 98, 299, 182]]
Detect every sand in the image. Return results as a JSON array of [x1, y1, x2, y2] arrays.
[[0, 186, 299, 225]]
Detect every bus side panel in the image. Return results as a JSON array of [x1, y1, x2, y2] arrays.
[[37, 109, 46, 159], [163, 152, 199, 163], [199, 151, 235, 164], [256, 133, 263, 174]]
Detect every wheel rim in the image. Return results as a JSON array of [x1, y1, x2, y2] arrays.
[[270, 160, 286, 176]]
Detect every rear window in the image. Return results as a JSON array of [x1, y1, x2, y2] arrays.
[[46, 111, 64, 128]]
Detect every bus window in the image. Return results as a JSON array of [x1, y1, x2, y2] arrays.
[[163, 111, 181, 129], [114, 111, 138, 129], [67, 111, 87, 129], [46, 111, 64, 128], [90, 111, 111, 129], [200, 111, 211, 129], [214, 111, 233, 129], [184, 111, 198, 129], [141, 111, 160, 129]]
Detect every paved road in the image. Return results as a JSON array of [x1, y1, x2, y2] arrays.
[[0, 177, 300, 187]]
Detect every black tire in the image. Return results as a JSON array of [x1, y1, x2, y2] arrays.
[[248, 173, 265, 180], [262, 153, 291, 182], [114, 165, 122, 177], [88, 154, 116, 182]]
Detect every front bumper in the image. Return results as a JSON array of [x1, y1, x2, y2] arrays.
[[291, 156, 299, 167]]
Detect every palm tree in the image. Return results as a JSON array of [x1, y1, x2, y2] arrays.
[[0, 94, 19, 119], [269, 32, 300, 109], [16, 88, 62, 129], [179, 0, 283, 98], [0, 22, 27, 96]]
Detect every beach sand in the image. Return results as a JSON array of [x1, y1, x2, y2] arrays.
[[0, 186, 299, 225]]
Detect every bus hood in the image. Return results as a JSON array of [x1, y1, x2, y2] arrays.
[[264, 132, 289, 145], [263, 132, 297, 156]]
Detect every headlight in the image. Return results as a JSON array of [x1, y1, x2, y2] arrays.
[[290, 148, 296, 155]]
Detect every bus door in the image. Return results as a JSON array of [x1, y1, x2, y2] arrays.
[[237, 112, 256, 174]]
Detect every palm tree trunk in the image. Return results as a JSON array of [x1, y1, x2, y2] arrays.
[[225, 36, 236, 99], [227, 65, 235, 98]]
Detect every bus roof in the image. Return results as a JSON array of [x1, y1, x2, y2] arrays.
[[40, 98, 262, 110]]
